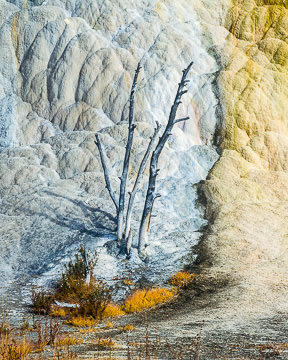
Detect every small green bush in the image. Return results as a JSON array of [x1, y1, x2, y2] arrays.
[[76, 280, 112, 319], [55, 246, 98, 302], [31, 247, 112, 320]]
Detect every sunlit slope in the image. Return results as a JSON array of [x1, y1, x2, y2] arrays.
[[199, 0, 288, 314]]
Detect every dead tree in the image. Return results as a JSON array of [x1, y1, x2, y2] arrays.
[[95, 61, 193, 259], [117, 62, 142, 246], [138, 61, 193, 257], [124, 121, 161, 255], [95, 133, 118, 213], [95, 63, 141, 245]]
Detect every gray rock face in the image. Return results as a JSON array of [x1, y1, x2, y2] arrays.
[[0, 0, 226, 289]]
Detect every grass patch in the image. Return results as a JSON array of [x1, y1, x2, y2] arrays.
[[65, 316, 97, 328], [122, 324, 135, 332], [51, 307, 67, 318], [31, 289, 54, 315], [102, 304, 125, 319], [95, 337, 115, 350], [169, 271, 196, 288], [31, 247, 112, 322], [0, 335, 33, 359], [54, 334, 83, 347], [104, 321, 114, 329], [123, 288, 175, 313]]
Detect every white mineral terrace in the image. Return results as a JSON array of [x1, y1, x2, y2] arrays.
[[0, 0, 228, 295]]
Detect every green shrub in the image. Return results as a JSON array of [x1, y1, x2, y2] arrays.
[[55, 246, 98, 302], [76, 280, 112, 319], [31, 247, 112, 321]]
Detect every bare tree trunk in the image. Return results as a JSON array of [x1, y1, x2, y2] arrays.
[[138, 62, 193, 257], [125, 228, 133, 256], [124, 122, 161, 255], [95, 133, 119, 214], [117, 62, 142, 245]]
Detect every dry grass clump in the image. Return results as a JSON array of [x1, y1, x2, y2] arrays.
[[54, 334, 83, 347], [51, 307, 67, 318], [65, 316, 97, 328], [0, 335, 33, 359], [122, 279, 135, 286], [31, 289, 54, 315], [104, 321, 114, 329], [102, 304, 125, 319], [96, 337, 115, 349], [55, 247, 98, 301], [0, 321, 10, 336], [53, 248, 111, 320], [73, 280, 112, 319], [122, 324, 135, 332], [123, 288, 175, 313], [169, 271, 196, 288], [34, 315, 63, 347]]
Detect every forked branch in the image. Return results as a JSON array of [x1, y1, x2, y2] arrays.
[[124, 121, 162, 255], [95, 133, 118, 213], [138, 61, 193, 257], [117, 62, 142, 245]]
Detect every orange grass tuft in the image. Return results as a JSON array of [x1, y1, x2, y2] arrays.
[[123, 288, 175, 313], [51, 307, 67, 318], [102, 304, 125, 319], [122, 324, 135, 332], [0, 335, 33, 359], [65, 316, 97, 328], [95, 337, 115, 349], [54, 334, 83, 346], [169, 271, 195, 288]]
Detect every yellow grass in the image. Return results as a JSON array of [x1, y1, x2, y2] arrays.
[[123, 279, 135, 286], [122, 324, 135, 332], [169, 271, 196, 288], [96, 338, 115, 349], [65, 316, 97, 328], [0, 335, 33, 359], [102, 304, 125, 318], [104, 321, 114, 329], [54, 334, 83, 346], [79, 327, 100, 334], [51, 307, 67, 317], [123, 288, 175, 313]]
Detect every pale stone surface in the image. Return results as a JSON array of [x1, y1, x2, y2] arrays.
[[0, 0, 223, 288], [3, 0, 288, 325], [198, 0, 288, 317]]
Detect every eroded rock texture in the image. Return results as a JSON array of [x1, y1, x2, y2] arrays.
[[200, 0, 288, 316], [0, 0, 223, 286], [3, 0, 288, 319]]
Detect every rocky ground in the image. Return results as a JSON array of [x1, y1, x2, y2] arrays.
[[2, 277, 288, 359]]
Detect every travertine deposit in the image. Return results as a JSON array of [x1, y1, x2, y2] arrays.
[[0, 0, 222, 289], [1, 0, 288, 321], [199, 0, 288, 316]]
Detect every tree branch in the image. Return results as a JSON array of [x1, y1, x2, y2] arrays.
[[117, 62, 142, 245], [124, 121, 161, 255], [138, 61, 193, 257], [95, 134, 119, 213], [174, 116, 190, 124]]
